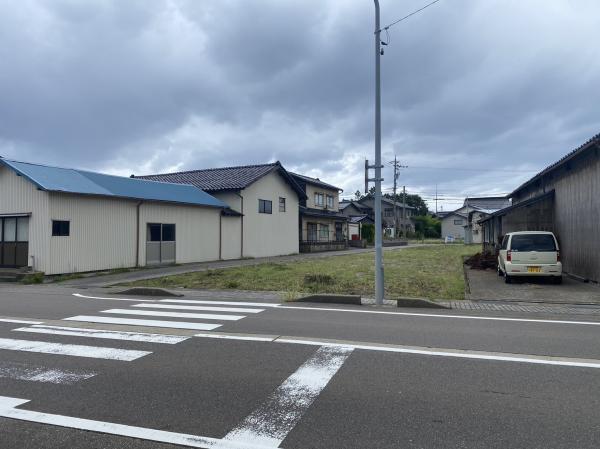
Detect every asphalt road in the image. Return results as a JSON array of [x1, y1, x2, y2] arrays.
[[0, 285, 599, 448]]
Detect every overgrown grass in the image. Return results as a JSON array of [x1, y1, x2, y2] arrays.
[[128, 245, 479, 300]]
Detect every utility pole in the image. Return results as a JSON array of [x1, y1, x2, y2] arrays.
[[373, 0, 384, 305], [403, 185, 406, 224], [435, 184, 438, 214], [389, 156, 407, 238]]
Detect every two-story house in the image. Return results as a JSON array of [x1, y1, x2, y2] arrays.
[[289, 173, 349, 252], [358, 196, 415, 236], [134, 162, 306, 258]]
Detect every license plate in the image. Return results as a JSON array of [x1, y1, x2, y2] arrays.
[[528, 266, 541, 273]]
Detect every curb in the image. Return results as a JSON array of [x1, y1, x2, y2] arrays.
[[295, 294, 362, 305], [394, 297, 451, 309], [116, 287, 184, 297]]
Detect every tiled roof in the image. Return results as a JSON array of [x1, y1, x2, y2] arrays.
[[464, 197, 511, 210], [289, 172, 342, 192], [0, 158, 227, 209], [509, 133, 600, 197], [135, 161, 306, 199]]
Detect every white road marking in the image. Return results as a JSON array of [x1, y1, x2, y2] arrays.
[[278, 305, 600, 327], [0, 396, 280, 449], [14, 325, 189, 344], [194, 333, 276, 342], [0, 361, 96, 384], [72, 293, 156, 302], [64, 315, 221, 331], [0, 318, 44, 325], [276, 338, 600, 369], [0, 338, 150, 361], [216, 345, 353, 448], [101, 309, 245, 321], [133, 303, 265, 314], [161, 299, 280, 308]]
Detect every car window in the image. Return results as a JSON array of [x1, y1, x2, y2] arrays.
[[500, 235, 508, 250], [510, 234, 556, 252]]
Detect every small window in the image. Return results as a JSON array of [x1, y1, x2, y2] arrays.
[[453, 219, 463, 225], [314, 193, 324, 207], [52, 220, 70, 237], [326, 195, 334, 208], [279, 197, 286, 212], [259, 199, 272, 214], [162, 224, 176, 242]]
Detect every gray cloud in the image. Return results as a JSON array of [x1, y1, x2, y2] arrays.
[[1, 0, 598, 211]]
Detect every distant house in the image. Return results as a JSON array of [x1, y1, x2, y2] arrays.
[[0, 158, 229, 274], [480, 133, 600, 282], [347, 215, 375, 241], [440, 212, 468, 240], [135, 162, 306, 258], [462, 197, 511, 244], [339, 200, 371, 217], [357, 197, 415, 236], [289, 173, 348, 252]]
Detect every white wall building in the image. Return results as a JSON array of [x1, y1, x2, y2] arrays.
[[0, 158, 232, 274]]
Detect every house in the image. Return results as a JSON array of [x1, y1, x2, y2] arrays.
[[134, 162, 306, 258], [0, 158, 230, 274], [462, 197, 511, 244], [480, 133, 600, 282], [357, 197, 415, 236], [339, 199, 371, 217], [440, 212, 468, 240], [289, 172, 349, 252], [347, 215, 375, 241]]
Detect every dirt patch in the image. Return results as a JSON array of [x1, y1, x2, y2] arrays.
[[465, 252, 497, 270]]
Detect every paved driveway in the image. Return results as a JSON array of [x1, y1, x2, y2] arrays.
[[466, 268, 600, 304]]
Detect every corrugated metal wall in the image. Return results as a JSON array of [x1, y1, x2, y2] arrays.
[[0, 166, 50, 271]]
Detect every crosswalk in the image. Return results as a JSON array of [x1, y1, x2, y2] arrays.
[[0, 297, 269, 386]]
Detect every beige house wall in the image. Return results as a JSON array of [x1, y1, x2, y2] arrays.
[[300, 217, 347, 241], [241, 171, 299, 257], [305, 184, 339, 211]]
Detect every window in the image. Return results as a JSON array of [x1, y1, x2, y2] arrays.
[[453, 219, 463, 225], [162, 224, 176, 242], [147, 223, 162, 242], [259, 199, 272, 214], [500, 235, 509, 250], [326, 195, 334, 208], [510, 234, 556, 252], [52, 220, 70, 237], [314, 192, 324, 207], [319, 224, 329, 240], [307, 223, 317, 241], [279, 197, 286, 212], [384, 208, 394, 217]]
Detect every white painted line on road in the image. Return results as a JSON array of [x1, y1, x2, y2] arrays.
[[278, 305, 600, 327], [14, 325, 189, 344], [276, 338, 600, 369], [101, 309, 245, 321], [64, 315, 221, 331], [216, 345, 353, 448], [72, 293, 156, 302], [0, 338, 151, 361], [133, 303, 265, 314], [0, 361, 96, 384], [161, 299, 280, 308], [0, 396, 283, 449], [194, 333, 276, 342], [0, 318, 44, 325]]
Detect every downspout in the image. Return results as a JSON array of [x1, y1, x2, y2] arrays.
[[219, 212, 222, 260], [135, 201, 143, 267], [234, 192, 244, 258]]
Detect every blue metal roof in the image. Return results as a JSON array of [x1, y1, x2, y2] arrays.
[[0, 158, 228, 209]]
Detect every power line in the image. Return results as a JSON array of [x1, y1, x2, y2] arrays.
[[379, 0, 443, 32], [404, 165, 538, 173]]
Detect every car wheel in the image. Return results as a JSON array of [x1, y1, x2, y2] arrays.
[[497, 266, 503, 276], [553, 276, 562, 285], [504, 274, 512, 284]]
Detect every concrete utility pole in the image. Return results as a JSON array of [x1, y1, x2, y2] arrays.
[[373, 0, 384, 305], [389, 156, 407, 238]]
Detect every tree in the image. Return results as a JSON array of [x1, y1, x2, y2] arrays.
[[413, 215, 441, 238], [354, 190, 362, 201], [383, 192, 428, 216]]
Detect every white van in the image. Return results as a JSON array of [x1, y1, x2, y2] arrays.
[[497, 231, 562, 284]]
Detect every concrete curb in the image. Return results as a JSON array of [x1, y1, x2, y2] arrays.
[[394, 297, 451, 309], [295, 294, 362, 305], [117, 287, 184, 297]]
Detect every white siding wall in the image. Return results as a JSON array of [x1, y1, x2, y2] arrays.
[[241, 172, 299, 257], [220, 215, 242, 260], [0, 166, 50, 272], [441, 214, 466, 240], [49, 193, 137, 274], [138, 202, 220, 265]]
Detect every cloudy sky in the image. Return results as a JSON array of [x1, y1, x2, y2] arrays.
[[1, 0, 598, 211]]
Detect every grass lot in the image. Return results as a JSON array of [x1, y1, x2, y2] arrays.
[[129, 245, 479, 300]]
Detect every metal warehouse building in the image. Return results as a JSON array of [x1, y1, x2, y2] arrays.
[[0, 158, 238, 275]]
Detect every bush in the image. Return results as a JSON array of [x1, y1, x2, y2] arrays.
[[21, 272, 44, 284], [361, 224, 375, 244], [224, 280, 240, 288]]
